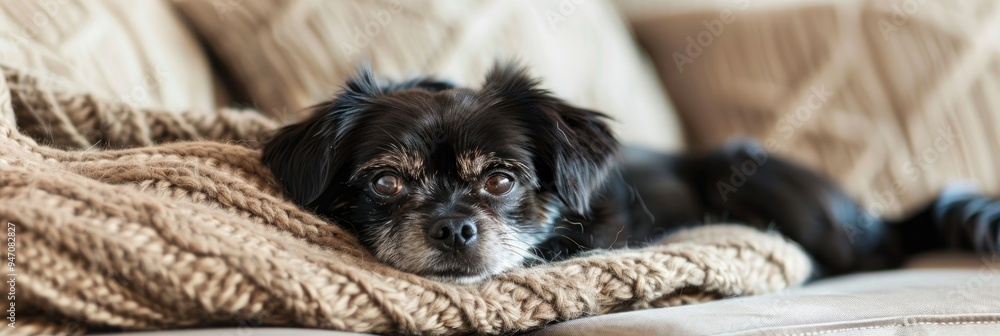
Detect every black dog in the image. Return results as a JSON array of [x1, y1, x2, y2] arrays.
[[263, 63, 999, 283]]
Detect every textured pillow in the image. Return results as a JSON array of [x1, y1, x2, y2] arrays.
[[170, 0, 684, 151], [0, 0, 216, 112], [624, 0, 1000, 217]]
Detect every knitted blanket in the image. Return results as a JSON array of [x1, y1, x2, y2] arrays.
[[0, 67, 811, 335]]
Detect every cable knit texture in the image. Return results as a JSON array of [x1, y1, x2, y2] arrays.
[[0, 67, 811, 335], [4, 67, 276, 150]]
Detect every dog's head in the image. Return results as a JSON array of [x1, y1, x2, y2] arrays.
[[262, 63, 618, 283]]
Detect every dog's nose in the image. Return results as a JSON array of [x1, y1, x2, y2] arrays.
[[427, 218, 477, 251]]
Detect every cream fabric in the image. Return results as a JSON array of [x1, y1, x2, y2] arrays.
[[624, 0, 1000, 217], [170, 0, 685, 151], [0, 0, 217, 112], [536, 268, 1000, 335]]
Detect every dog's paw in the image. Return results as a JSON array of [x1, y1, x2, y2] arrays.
[[933, 186, 1000, 254]]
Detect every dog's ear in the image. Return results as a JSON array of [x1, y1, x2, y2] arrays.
[[262, 66, 382, 207], [540, 104, 619, 215], [482, 62, 619, 215]]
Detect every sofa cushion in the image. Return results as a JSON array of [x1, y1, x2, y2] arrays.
[[535, 267, 1000, 335], [621, 0, 1000, 217], [170, 0, 684, 151], [0, 0, 216, 112]]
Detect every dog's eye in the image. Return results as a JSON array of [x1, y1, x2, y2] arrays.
[[485, 173, 515, 195], [373, 174, 404, 196]]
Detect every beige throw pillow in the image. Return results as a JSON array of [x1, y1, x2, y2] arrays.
[[171, 0, 685, 151], [0, 0, 217, 112]]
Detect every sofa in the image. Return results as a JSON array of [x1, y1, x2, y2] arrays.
[[2, 0, 998, 334]]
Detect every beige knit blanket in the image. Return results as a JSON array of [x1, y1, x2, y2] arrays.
[[0, 67, 811, 335]]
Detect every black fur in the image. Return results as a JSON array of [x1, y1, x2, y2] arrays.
[[263, 63, 1000, 281]]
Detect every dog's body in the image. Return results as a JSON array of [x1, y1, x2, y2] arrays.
[[263, 64, 999, 283]]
